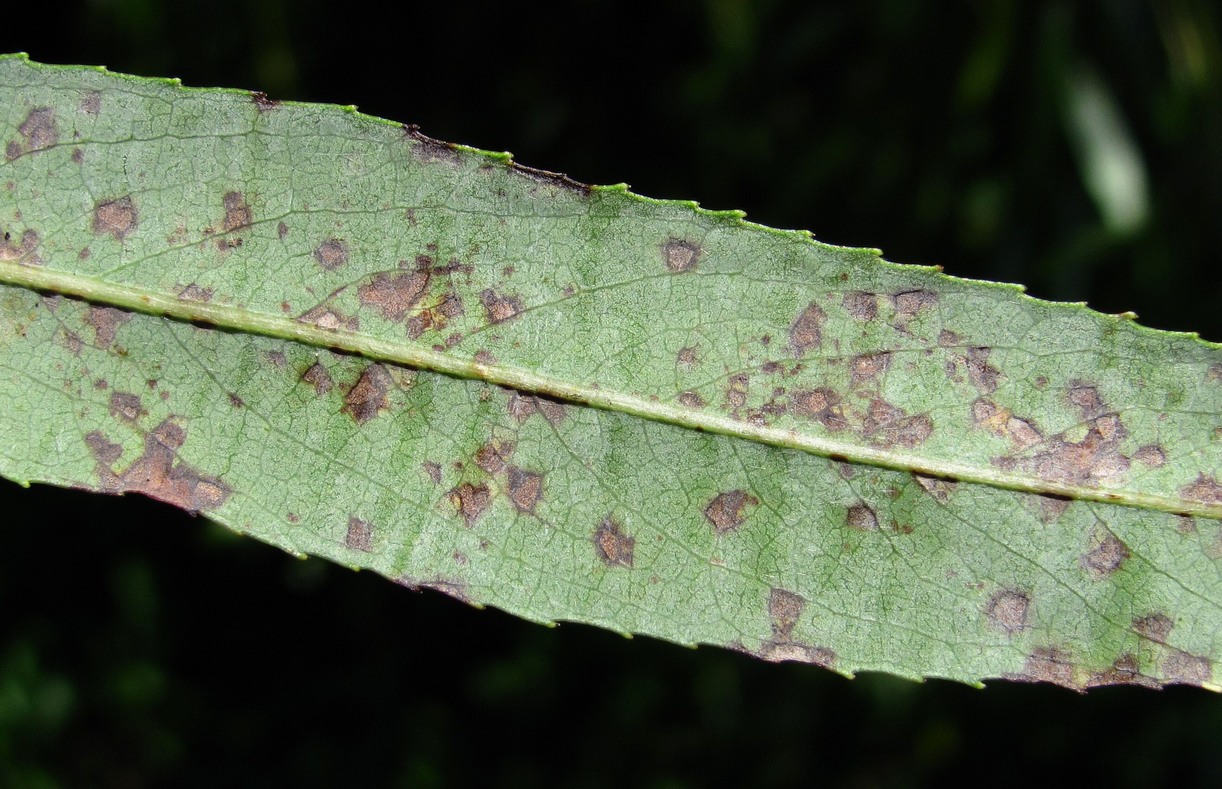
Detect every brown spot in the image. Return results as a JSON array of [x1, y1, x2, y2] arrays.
[[480, 289, 524, 324], [913, 473, 956, 503], [676, 346, 700, 369], [725, 373, 749, 409], [15, 107, 58, 154], [85, 431, 123, 465], [998, 412, 1133, 486], [1132, 613, 1173, 643], [298, 305, 359, 332], [85, 306, 131, 349], [788, 303, 826, 356], [71, 148, 84, 164], [222, 192, 252, 232], [346, 517, 374, 552], [662, 238, 701, 272], [474, 440, 516, 474], [1033, 494, 1072, 523], [508, 394, 538, 422], [984, 589, 1030, 635], [0, 229, 41, 264], [678, 390, 705, 408], [251, 91, 280, 111], [938, 329, 962, 346], [972, 398, 1043, 451], [228, 392, 245, 408], [842, 291, 877, 321], [80, 91, 102, 115], [1163, 650, 1213, 685], [863, 399, 933, 448], [506, 393, 567, 425], [1015, 647, 1079, 690], [277, 222, 289, 240], [313, 238, 350, 270], [704, 490, 759, 534], [423, 461, 442, 484], [4, 141, 19, 161], [448, 482, 491, 526], [594, 517, 635, 567], [892, 289, 937, 322], [1133, 445, 1166, 467], [768, 588, 806, 638], [357, 271, 430, 322], [266, 351, 287, 368], [850, 352, 891, 385], [1067, 382, 1104, 417], [846, 503, 879, 531], [178, 283, 214, 302], [93, 420, 231, 513], [1181, 474, 1222, 505], [1081, 530, 1129, 578], [965, 347, 999, 394], [92, 196, 138, 241], [341, 364, 392, 424], [301, 362, 333, 395], [1208, 364, 1222, 383], [791, 388, 848, 431], [507, 467, 543, 514], [108, 391, 143, 422]]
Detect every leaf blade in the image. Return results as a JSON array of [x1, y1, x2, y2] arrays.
[[1, 55, 1220, 689]]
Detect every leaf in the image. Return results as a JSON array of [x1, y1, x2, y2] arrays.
[[1, 54, 1219, 691]]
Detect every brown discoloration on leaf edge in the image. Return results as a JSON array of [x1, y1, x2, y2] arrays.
[[88, 420, 231, 514]]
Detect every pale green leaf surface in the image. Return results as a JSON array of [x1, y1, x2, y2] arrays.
[[2, 55, 1220, 689]]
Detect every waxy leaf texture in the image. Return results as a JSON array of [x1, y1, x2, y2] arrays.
[[1, 55, 1220, 689]]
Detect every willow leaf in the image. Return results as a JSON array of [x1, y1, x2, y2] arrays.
[[2, 55, 1219, 690]]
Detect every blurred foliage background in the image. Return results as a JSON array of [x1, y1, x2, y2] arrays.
[[2, 1, 1221, 786]]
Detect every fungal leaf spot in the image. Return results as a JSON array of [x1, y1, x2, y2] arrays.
[[704, 490, 759, 534], [313, 238, 350, 270], [346, 516, 374, 552], [1081, 529, 1130, 579], [594, 517, 635, 568], [222, 192, 252, 233], [480, 289, 524, 325], [89, 420, 231, 514], [448, 482, 490, 526], [662, 238, 700, 272], [92, 196, 138, 241], [788, 303, 825, 356], [846, 503, 879, 531], [506, 467, 543, 514], [341, 364, 392, 424], [985, 589, 1030, 635], [358, 271, 430, 322]]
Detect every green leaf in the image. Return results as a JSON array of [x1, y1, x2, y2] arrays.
[[2, 54, 1219, 690]]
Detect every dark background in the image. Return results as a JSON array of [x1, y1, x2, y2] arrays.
[[2, 1, 1221, 786]]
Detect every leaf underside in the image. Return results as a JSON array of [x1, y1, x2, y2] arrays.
[[1, 54, 1219, 691]]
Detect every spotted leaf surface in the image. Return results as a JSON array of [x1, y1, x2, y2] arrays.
[[2, 56, 1220, 690]]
